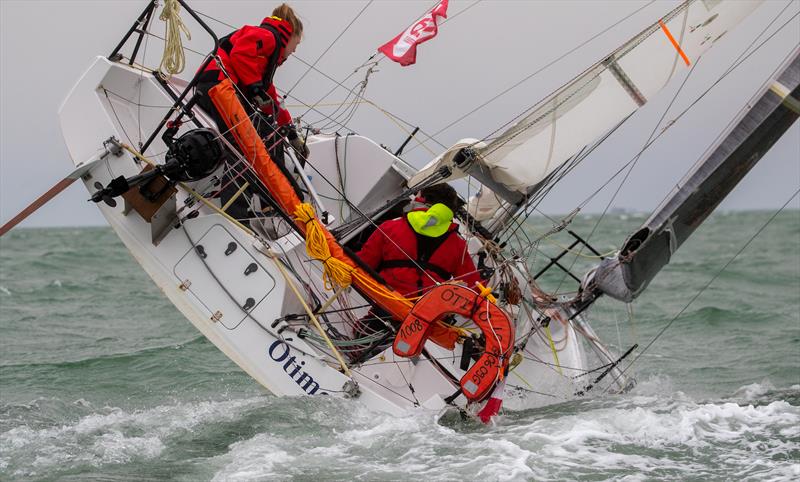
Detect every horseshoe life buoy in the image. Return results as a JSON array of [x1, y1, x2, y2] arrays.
[[392, 284, 514, 402]]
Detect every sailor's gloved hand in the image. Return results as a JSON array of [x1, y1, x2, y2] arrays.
[[286, 127, 310, 160], [253, 94, 270, 110], [245, 83, 271, 110]]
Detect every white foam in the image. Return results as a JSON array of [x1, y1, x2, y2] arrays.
[[211, 434, 295, 481], [509, 397, 800, 478], [0, 286, 11, 295], [199, 393, 800, 480], [0, 396, 265, 477], [732, 381, 775, 401]]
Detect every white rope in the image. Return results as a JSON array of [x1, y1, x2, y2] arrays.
[[159, 0, 191, 76]]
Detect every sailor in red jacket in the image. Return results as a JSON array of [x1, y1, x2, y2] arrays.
[[193, 3, 308, 220], [358, 184, 482, 298]]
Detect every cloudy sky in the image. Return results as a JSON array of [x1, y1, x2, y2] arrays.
[[1, 0, 798, 228]]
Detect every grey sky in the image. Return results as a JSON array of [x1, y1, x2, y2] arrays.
[[1, 0, 798, 229]]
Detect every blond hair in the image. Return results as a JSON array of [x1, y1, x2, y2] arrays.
[[272, 3, 303, 38]]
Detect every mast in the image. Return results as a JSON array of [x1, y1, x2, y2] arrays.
[[588, 49, 800, 302]]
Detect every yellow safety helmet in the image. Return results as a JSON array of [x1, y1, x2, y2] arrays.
[[407, 203, 454, 238]]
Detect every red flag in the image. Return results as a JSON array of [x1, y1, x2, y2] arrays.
[[477, 378, 506, 424], [378, 0, 449, 66]]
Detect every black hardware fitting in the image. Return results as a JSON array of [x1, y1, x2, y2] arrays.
[[225, 242, 237, 256]]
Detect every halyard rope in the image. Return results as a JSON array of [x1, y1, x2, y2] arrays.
[[159, 0, 191, 76]]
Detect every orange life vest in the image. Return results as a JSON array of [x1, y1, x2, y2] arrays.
[[393, 284, 514, 402]]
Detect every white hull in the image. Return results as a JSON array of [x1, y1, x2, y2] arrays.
[[59, 58, 602, 415]]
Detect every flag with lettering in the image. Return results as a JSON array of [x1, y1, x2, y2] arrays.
[[378, 0, 449, 66]]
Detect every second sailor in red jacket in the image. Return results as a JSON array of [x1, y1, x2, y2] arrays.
[[358, 184, 482, 298]]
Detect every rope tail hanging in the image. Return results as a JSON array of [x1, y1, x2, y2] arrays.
[[294, 203, 356, 290], [159, 0, 191, 76]]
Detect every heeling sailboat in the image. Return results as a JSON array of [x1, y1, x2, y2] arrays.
[[29, 0, 794, 421]]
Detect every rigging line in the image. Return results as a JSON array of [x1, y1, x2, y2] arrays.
[[137, 8, 156, 148], [293, 0, 442, 121], [501, 152, 590, 244], [648, 5, 799, 216], [602, 187, 800, 394], [349, 369, 420, 405], [441, 0, 482, 25], [315, 87, 362, 130], [143, 30, 206, 57], [300, 0, 477, 127], [220, 100, 445, 287], [402, 0, 657, 156], [330, 81, 371, 131], [103, 89, 138, 154], [363, 99, 446, 154], [187, 7, 373, 129], [284, 0, 374, 98], [288, 56, 446, 150], [505, 384, 562, 399], [284, 92, 356, 133], [719, 0, 796, 80], [316, 68, 374, 131], [102, 88, 174, 108], [553, 54, 701, 295], [395, 361, 422, 406], [498, 116, 628, 247], [191, 6, 446, 151], [575, 11, 800, 212]]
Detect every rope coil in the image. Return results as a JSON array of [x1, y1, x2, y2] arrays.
[[159, 0, 191, 76], [294, 203, 356, 290]]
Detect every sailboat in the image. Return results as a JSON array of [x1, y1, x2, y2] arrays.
[[4, 0, 797, 422]]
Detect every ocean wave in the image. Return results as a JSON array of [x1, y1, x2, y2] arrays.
[[0, 396, 267, 478], [0, 336, 208, 371], [207, 390, 800, 481]]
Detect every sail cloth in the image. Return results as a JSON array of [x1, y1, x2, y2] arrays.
[[437, 1, 763, 201], [207, 79, 461, 349], [590, 49, 800, 302], [378, 0, 448, 66]]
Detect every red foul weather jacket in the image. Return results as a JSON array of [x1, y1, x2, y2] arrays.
[[357, 213, 482, 297], [203, 16, 293, 126]]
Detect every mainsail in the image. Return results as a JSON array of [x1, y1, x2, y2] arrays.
[[476, 0, 763, 195], [588, 48, 799, 302], [407, 1, 765, 227]]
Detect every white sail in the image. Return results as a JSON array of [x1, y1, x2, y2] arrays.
[[476, 0, 763, 194]]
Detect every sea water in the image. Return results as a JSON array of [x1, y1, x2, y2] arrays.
[[1, 211, 798, 480]]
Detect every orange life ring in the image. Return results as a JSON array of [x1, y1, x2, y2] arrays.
[[393, 284, 514, 402]]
